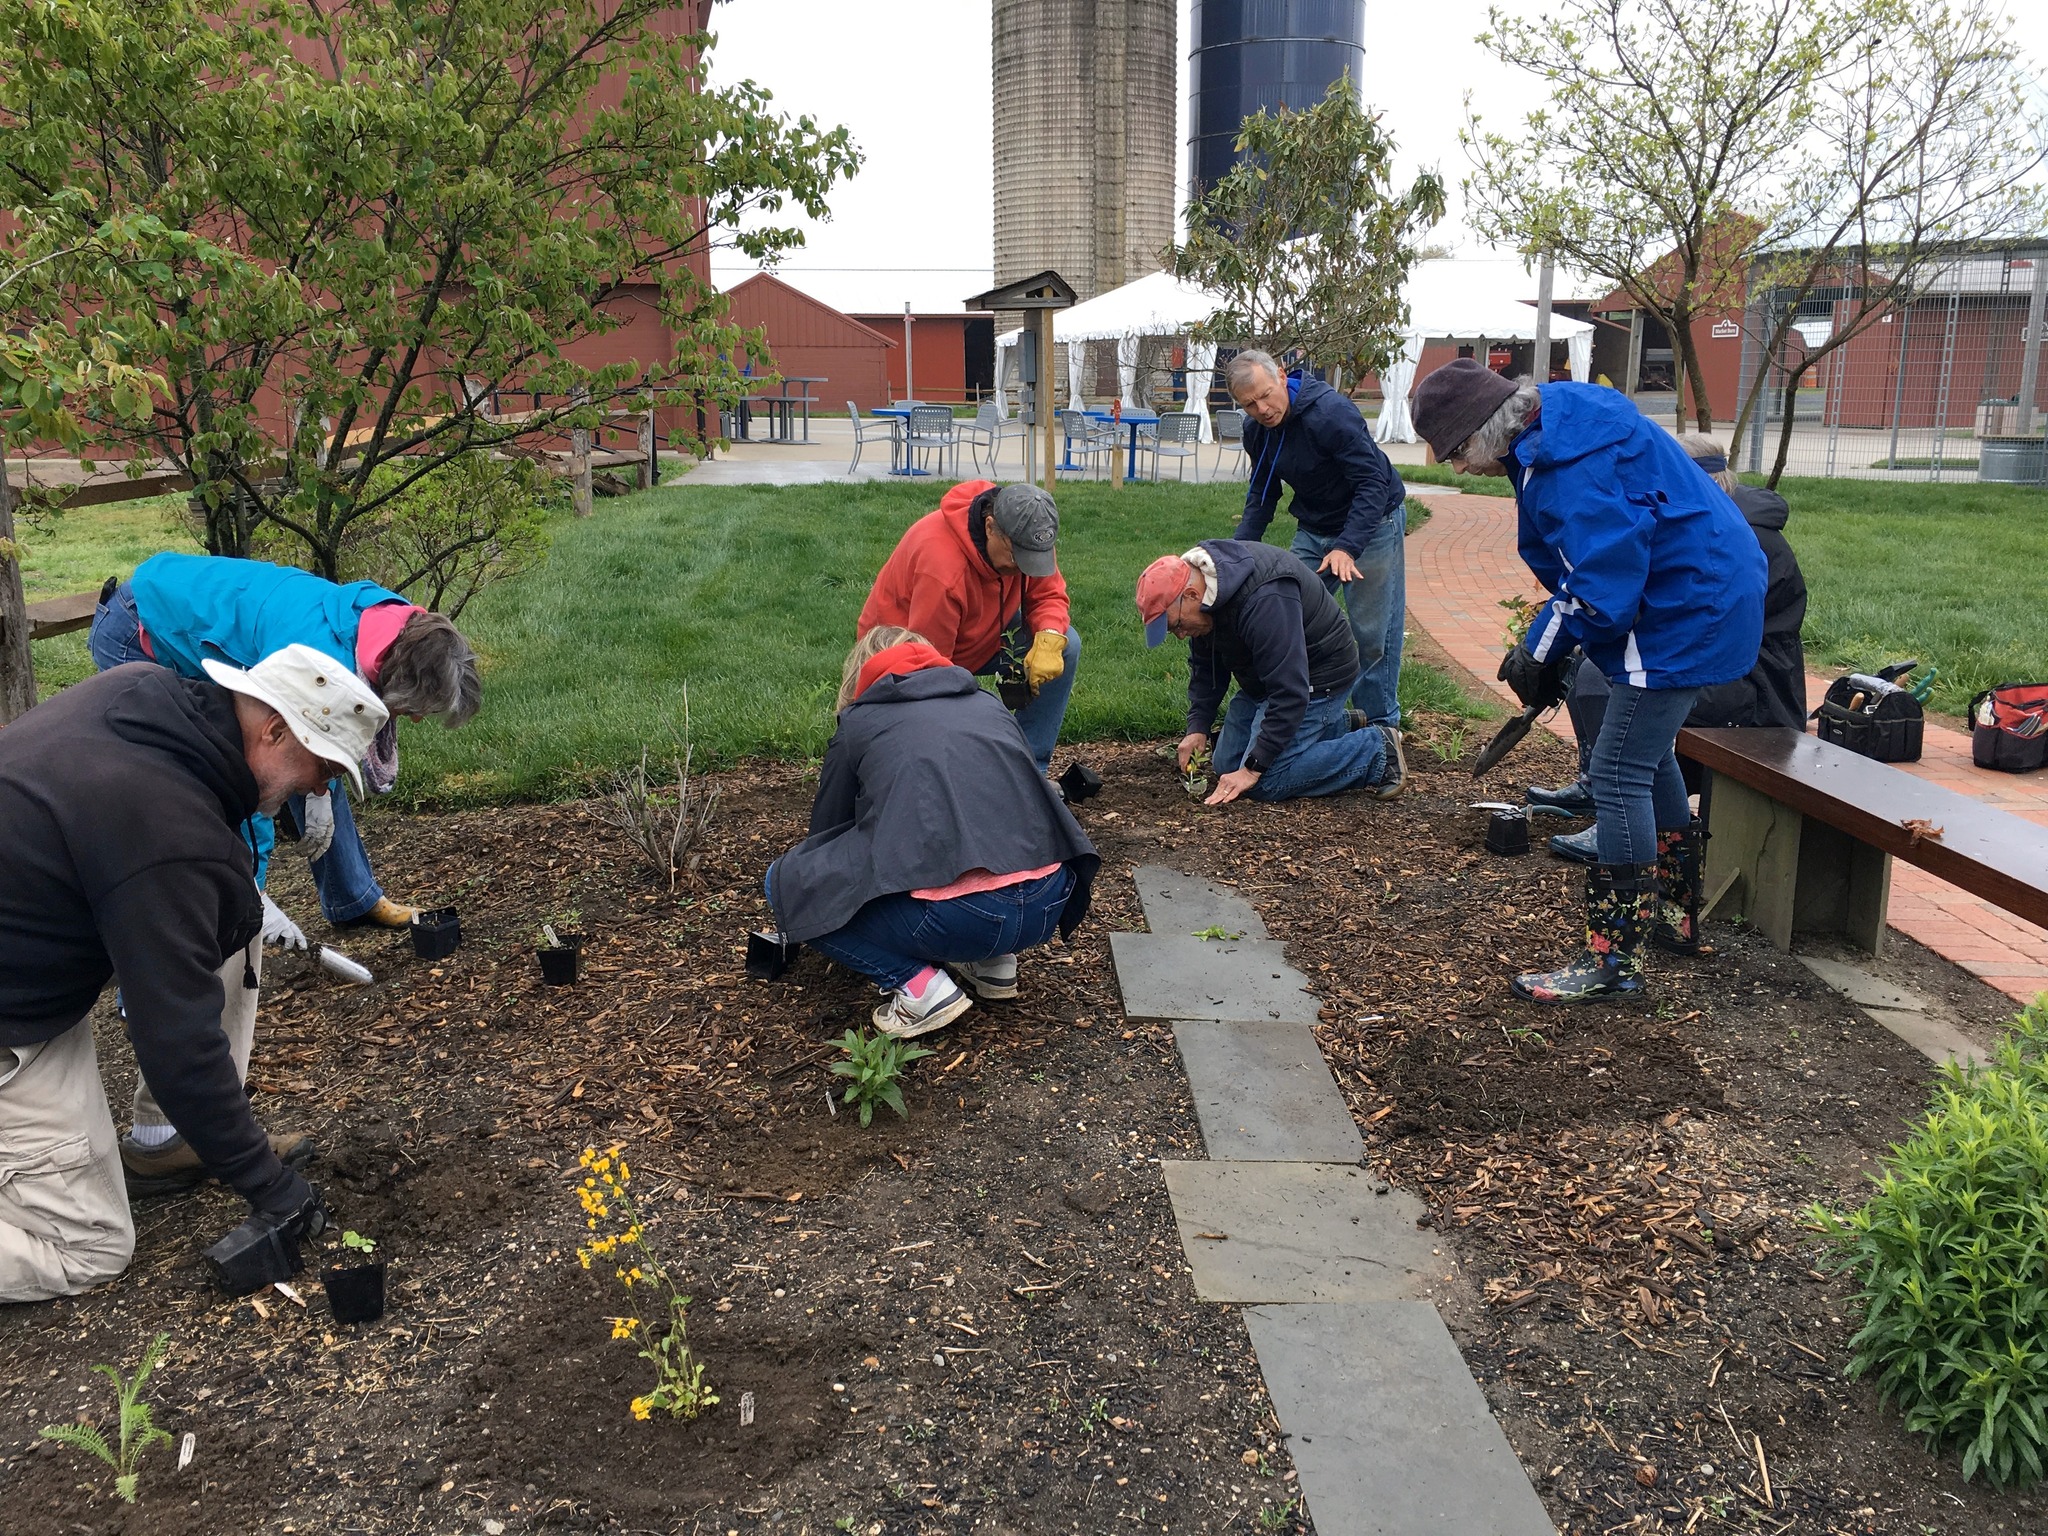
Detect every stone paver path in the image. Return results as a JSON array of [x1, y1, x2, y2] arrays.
[[1120, 865, 1557, 1534], [1405, 488, 2048, 1003]]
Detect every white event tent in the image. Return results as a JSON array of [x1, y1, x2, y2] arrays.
[[995, 269, 1227, 442], [1373, 259, 1596, 444]]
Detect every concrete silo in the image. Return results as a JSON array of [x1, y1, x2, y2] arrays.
[[992, 0, 1176, 302], [1188, 0, 1366, 200]]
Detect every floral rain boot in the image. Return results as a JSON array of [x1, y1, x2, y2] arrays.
[[1652, 820, 1709, 956], [1511, 863, 1654, 1004]]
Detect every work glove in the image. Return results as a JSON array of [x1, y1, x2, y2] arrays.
[[203, 1176, 328, 1296], [299, 791, 336, 862], [1024, 630, 1068, 694], [259, 891, 308, 952], [1499, 640, 1569, 711]]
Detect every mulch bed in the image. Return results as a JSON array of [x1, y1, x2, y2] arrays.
[[0, 719, 2041, 1536]]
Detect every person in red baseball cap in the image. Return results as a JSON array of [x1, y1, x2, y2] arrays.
[[1135, 540, 1405, 807]]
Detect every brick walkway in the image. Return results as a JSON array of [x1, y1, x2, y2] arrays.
[[1404, 490, 2048, 1004]]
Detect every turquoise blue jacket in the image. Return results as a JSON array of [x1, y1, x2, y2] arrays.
[[1512, 384, 1764, 690], [128, 553, 403, 680]]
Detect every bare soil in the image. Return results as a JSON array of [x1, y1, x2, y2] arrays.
[[0, 721, 2039, 1536]]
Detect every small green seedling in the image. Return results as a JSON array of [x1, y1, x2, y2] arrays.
[[831, 1028, 935, 1126], [40, 1332, 174, 1503], [1192, 926, 1244, 941], [340, 1230, 377, 1257], [1182, 745, 1213, 800]]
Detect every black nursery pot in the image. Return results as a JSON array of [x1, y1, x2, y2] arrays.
[[746, 929, 799, 982], [323, 1262, 387, 1325], [538, 935, 584, 986], [1485, 810, 1532, 856], [1058, 761, 1104, 804], [410, 906, 462, 961]]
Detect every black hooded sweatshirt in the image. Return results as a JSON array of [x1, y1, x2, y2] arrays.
[[0, 664, 298, 1211], [1688, 485, 1808, 731]]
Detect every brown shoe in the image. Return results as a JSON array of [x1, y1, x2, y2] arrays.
[[340, 897, 420, 930], [121, 1130, 315, 1198]]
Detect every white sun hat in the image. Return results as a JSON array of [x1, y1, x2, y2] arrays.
[[202, 643, 389, 798]]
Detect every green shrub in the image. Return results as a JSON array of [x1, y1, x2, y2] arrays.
[[1812, 1000, 2048, 1487]]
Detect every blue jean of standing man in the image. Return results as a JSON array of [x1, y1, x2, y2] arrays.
[[87, 582, 387, 921], [1290, 514, 1405, 726], [973, 626, 1080, 774], [1210, 692, 1391, 801]]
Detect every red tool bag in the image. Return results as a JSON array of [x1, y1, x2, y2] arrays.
[[1971, 682, 2048, 772]]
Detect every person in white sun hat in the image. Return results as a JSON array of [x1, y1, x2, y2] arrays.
[[0, 645, 387, 1300]]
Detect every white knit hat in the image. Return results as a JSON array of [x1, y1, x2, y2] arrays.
[[202, 644, 389, 797]]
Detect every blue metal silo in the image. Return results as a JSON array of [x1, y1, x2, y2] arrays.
[[1188, 0, 1367, 199]]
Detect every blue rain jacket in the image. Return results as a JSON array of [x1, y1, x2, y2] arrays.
[[128, 553, 403, 680], [1512, 385, 1764, 690]]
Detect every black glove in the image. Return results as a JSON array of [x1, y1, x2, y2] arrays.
[[204, 1178, 328, 1296], [1499, 641, 1569, 710]]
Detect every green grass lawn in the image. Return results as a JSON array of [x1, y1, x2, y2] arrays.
[[1772, 476, 2048, 716], [20, 480, 1486, 804], [18, 494, 200, 695]]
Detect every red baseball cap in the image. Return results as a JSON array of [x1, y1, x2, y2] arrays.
[[1134, 556, 1194, 648]]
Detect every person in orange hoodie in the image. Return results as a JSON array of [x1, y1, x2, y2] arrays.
[[857, 481, 1078, 773]]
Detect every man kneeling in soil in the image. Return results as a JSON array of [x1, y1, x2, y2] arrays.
[[764, 627, 1099, 1038], [1135, 541, 1407, 806], [0, 645, 383, 1301], [857, 480, 1078, 775]]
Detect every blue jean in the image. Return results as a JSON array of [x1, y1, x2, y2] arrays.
[[88, 583, 385, 919], [1588, 681, 1699, 866], [768, 865, 1074, 991], [1211, 691, 1388, 801], [975, 626, 1079, 773], [1290, 515, 1405, 724]]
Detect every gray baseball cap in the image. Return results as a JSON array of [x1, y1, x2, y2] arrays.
[[990, 483, 1060, 578]]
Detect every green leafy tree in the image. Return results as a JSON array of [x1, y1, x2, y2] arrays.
[[1173, 79, 1446, 381], [1465, 0, 1832, 429], [0, 0, 859, 578]]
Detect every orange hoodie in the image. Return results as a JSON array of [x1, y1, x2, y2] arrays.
[[856, 480, 1071, 672]]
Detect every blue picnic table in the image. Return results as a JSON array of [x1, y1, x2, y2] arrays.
[[868, 405, 928, 477], [1086, 409, 1160, 482]]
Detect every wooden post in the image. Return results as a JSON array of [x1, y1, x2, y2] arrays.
[[1038, 309, 1057, 492], [639, 408, 657, 490], [0, 456, 35, 724], [570, 388, 593, 517]]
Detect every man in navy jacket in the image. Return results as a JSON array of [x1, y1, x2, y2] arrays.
[[1136, 540, 1406, 806], [1230, 349, 1409, 727]]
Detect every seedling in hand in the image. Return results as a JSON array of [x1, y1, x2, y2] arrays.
[[40, 1332, 174, 1504], [1182, 745, 1212, 800]]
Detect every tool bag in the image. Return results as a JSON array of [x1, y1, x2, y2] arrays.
[[1814, 669, 1924, 763], [1970, 682, 2048, 772]]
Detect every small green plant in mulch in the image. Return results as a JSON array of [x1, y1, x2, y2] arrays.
[[40, 1332, 174, 1503], [1192, 926, 1244, 941], [1811, 999, 2048, 1487], [831, 1028, 935, 1127]]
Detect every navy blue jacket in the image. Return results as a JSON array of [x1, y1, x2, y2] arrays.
[[1187, 540, 1358, 774], [1235, 375, 1407, 555], [1513, 384, 1764, 689]]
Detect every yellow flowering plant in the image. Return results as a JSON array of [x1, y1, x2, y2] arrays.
[[575, 1144, 717, 1422]]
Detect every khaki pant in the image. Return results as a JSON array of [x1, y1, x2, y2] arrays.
[[0, 939, 259, 1302]]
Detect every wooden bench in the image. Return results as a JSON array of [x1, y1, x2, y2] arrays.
[[1679, 726, 2048, 955], [26, 590, 101, 642]]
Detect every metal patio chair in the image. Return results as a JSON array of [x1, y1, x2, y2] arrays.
[[1142, 410, 1203, 482], [846, 401, 900, 475], [904, 404, 959, 477], [1056, 410, 1116, 479], [1212, 408, 1249, 479]]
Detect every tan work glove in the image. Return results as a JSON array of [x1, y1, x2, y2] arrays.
[[1023, 629, 1067, 693]]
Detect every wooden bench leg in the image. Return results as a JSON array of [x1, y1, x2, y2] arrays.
[[1793, 821, 1893, 956], [1700, 769, 1802, 952]]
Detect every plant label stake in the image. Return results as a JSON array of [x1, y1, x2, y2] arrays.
[[739, 1391, 755, 1427]]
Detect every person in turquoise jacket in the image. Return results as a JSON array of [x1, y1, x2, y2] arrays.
[[1414, 361, 1764, 1005], [88, 553, 481, 929]]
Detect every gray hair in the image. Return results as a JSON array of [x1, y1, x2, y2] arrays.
[[1456, 379, 1542, 468], [1226, 349, 1282, 394], [378, 611, 482, 727], [1674, 431, 1739, 493]]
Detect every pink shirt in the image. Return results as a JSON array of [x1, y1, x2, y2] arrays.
[[912, 863, 1063, 903], [355, 601, 420, 684]]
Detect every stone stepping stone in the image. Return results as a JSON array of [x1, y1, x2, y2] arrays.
[[1244, 1301, 1556, 1536], [1174, 1021, 1362, 1162], [1161, 1161, 1441, 1303], [1131, 863, 1269, 939], [1108, 932, 1319, 1024]]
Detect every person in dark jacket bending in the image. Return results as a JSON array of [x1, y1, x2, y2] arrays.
[[765, 628, 1100, 1040], [1230, 349, 1409, 726], [0, 646, 384, 1301], [1135, 539, 1407, 806], [1533, 433, 1808, 861]]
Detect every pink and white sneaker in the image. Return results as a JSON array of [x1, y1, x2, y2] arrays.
[[873, 968, 973, 1038]]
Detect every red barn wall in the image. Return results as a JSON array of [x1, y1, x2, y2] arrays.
[[852, 315, 973, 404], [726, 276, 896, 413]]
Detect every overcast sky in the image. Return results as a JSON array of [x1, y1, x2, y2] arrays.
[[705, 0, 2048, 314]]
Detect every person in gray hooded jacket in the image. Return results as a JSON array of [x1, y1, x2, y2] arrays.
[[765, 627, 1099, 1039]]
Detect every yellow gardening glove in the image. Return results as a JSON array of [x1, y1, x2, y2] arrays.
[[1023, 629, 1067, 693]]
